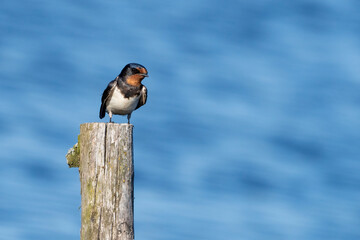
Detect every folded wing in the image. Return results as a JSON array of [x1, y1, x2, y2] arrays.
[[135, 85, 147, 110], [99, 80, 116, 119]]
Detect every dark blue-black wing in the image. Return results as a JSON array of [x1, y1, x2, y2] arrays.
[[99, 80, 116, 119]]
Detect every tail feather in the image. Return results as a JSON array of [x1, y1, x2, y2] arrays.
[[99, 103, 106, 119]]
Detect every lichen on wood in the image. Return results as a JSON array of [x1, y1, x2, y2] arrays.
[[66, 141, 80, 168]]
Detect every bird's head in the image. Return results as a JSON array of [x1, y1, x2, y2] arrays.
[[120, 63, 148, 87]]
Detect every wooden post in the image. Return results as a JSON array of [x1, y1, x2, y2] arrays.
[[66, 123, 134, 240]]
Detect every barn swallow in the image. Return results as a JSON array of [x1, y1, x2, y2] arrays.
[[99, 63, 148, 123]]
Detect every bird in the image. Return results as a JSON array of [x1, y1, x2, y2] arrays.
[[99, 63, 148, 123]]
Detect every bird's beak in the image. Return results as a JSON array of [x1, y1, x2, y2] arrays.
[[140, 73, 149, 77]]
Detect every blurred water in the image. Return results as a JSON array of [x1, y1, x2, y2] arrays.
[[1, 0, 360, 239]]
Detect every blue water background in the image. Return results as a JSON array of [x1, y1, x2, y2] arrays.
[[1, 0, 360, 239]]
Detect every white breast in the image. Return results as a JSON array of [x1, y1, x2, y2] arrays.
[[106, 87, 140, 115]]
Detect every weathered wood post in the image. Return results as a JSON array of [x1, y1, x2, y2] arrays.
[[66, 122, 134, 240]]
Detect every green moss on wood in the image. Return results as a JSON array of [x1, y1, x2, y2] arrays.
[[81, 179, 100, 240], [66, 134, 80, 168]]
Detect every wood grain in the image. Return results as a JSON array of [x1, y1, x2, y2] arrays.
[[78, 122, 134, 240]]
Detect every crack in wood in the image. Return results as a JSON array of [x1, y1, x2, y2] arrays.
[[104, 123, 108, 173], [97, 210, 102, 240]]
